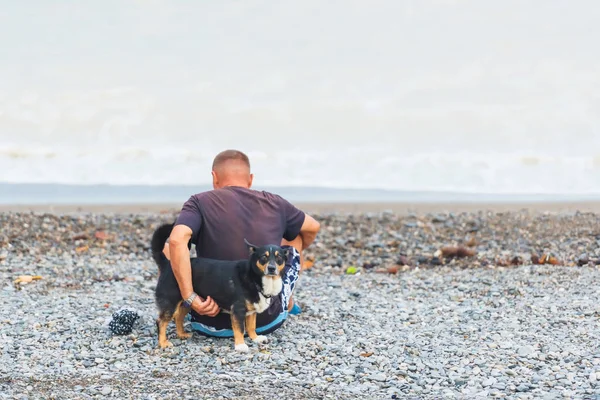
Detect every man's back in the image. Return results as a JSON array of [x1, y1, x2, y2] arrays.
[[175, 186, 305, 261]]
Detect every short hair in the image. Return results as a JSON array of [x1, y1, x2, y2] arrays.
[[211, 149, 251, 171]]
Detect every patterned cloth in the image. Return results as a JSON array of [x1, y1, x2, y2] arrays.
[[108, 309, 140, 335], [280, 246, 301, 311]]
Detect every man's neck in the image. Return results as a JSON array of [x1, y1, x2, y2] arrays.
[[220, 183, 249, 189]]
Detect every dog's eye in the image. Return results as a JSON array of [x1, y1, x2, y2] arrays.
[[260, 255, 268, 263]]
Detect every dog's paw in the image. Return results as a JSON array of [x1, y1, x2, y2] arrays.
[[234, 343, 250, 353], [252, 335, 268, 344], [177, 332, 192, 340], [158, 340, 173, 349]]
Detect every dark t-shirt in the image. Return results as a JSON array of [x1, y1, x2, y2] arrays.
[[175, 186, 306, 261]]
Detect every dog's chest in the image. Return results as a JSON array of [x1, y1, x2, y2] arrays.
[[252, 293, 271, 314]]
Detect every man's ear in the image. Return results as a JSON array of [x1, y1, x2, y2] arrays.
[[244, 238, 257, 254], [211, 170, 219, 189]]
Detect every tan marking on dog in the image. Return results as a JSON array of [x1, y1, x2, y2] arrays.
[[157, 318, 173, 348], [255, 260, 267, 273], [245, 313, 258, 340], [173, 301, 191, 340], [230, 313, 247, 352]]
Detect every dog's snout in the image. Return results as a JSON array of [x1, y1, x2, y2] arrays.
[[267, 263, 277, 274]]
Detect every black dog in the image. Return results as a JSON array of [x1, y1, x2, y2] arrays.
[[151, 223, 288, 352]]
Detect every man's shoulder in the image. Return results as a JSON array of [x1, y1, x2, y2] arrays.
[[250, 188, 290, 204], [189, 188, 228, 200], [182, 190, 221, 210], [256, 190, 304, 217], [186, 191, 209, 203], [231, 187, 300, 209]]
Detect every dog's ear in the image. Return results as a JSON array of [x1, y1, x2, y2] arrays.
[[244, 238, 257, 254]]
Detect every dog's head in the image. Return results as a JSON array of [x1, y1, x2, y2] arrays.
[[244, 239, 289, 277]]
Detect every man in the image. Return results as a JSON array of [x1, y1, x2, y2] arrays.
[[164, 149, 321, 336]]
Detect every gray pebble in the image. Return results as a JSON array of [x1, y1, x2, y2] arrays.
[[518, 345, 535, 357], [482, 378, 497, 387], [517, 384, 531, 392], [367, 373, 387, 382]]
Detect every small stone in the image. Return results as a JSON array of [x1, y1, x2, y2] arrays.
[[101, 386, 112, 395], [578, 253, 590, 266], [545, 344, 560, 353], [368, 373, 387, 382], [431, 215, 447, 223], [517, 384, 530, 392], [430, 257, 442, 266], [396, 255, 411, 266], [518, 345, 534, 357], [482, 378, 497, 387], [455, 378, 468, 386], [474, 357, 486, 366]]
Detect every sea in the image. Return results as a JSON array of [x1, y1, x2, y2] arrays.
[[1, 1, 600, 205]]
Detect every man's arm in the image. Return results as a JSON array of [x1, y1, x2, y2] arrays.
[[279, 194, 320, 250], [169, 224, 220, 317], [298, 214, 320, 250]]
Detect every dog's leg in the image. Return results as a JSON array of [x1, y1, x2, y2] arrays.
[[231, 305, 248, 352], [246, 313, 268, 344], [173, 301, 192, 340], [157, 311, 174, 349]]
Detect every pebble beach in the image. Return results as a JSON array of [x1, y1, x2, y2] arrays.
[[2, 206, 600, 399]]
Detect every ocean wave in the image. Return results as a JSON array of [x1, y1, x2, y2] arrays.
[[1, 146, 599, 195]]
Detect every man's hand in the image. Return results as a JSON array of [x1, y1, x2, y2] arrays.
[[192, 295, 220, 317]]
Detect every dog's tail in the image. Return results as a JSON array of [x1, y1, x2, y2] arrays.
[[151, 223, 174, 272]]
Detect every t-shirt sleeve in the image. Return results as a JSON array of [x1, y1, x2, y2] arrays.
[[174, 196, 203, 242], [279, 196, 306, 241]]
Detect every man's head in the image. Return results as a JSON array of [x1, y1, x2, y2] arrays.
[[211, 149, 253, 189]]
